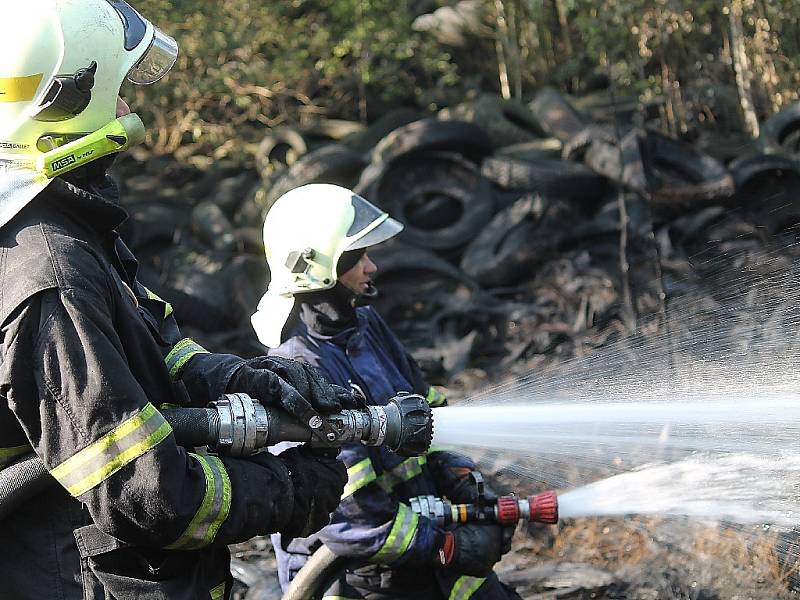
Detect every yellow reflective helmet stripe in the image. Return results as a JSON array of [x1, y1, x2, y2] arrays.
[[50, 403, 172, 497], [448, 576, 486, 600], [376, 456, 426, 493], [167, 454, 232, 550], [370, 503, 418, 564], [209, 581, 226, 600], [0, 74, 43, 103], [342, 458, 377, 498], [165, 338, 209, 378], [0, 443, 33, 468], [425, 386, 447, 408]]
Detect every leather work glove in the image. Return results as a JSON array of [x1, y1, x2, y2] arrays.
[[227, 356, 351, 428], [437, 523, 506, 577], [276, 445, 347, 539]]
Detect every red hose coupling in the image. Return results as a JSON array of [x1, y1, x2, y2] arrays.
[[528, 490, 559, 524], [495, 495, 520, 525]]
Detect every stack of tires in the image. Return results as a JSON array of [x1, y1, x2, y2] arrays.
[[114, 94, 800, 381]]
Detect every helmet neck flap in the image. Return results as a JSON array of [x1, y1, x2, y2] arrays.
[[0, 0, 177, 227]]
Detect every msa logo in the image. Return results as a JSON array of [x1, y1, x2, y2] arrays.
[[51, 154, 76, 172]]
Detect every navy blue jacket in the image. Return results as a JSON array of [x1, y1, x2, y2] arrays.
[[270, 306, 488, 598]]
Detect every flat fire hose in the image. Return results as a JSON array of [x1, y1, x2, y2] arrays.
[[282, 544, 345, 600]]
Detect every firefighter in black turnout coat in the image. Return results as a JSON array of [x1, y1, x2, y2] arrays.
[[0, 2, 346, 598]]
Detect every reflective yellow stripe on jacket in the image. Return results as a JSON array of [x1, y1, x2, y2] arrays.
[[165, 338, 209, 378], [370, 503, 418, 564], [376, 456, 427, 493], [342, 458, 377, 498], [209, 581, 226, 600], [343, 455, 427, 500], [143, 286, 174, 318], [167, 454, 232, 550], [0, 443, 33, 468], [449, 576, 486, 600], [49, 403, 172, 497]]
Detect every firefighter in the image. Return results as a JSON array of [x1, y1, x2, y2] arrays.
[[252, 183, 522, 600], [0, 2, 346, 599]]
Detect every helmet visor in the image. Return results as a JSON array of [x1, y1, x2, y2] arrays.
[[344, 193, 403, 251], [127, 28, 178, 85]]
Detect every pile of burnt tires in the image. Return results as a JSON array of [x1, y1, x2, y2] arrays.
[[113, 91, 800, 382]]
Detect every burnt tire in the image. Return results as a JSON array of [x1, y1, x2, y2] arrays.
[[439, 94, 546, 149], [527, 87, 588, 143], [392, 177, 494, 251], [371, 118, 492, 166], [495, 138, 563, 161], [481, 156, 607, 201], [729, 153, 800, 190], [118, 202, 188, 252], [302, 119, 365, 142], [342, 108, 422, 155], [585, 129, 734, 206], [368, 152, 495, 251], [562, 124, 619, 162], [255, 128, 307, 175], [638, 129, 735, 204], [730, 153, 800, 232], [371, 242, 476, 288], [756, 102, 800, 156], [460, 195, 574, 287], [265, 144, 368, 209]]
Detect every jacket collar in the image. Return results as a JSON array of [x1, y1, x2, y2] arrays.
[[47, 165, 128, 234]]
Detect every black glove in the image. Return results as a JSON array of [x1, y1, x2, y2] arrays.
[[438, 523, 505, 577], [215, 452, 295, 545], [227, 356, 351, 427], [444, 468, 498, 505], [444, 471, 514, 555], [277, 445, 347, 539]]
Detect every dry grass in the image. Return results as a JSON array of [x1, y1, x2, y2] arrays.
[[498, 516, 797, 599]]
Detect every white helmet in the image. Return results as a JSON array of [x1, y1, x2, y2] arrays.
[[0, 0, 178, 227], [251, 184, 403, 347]]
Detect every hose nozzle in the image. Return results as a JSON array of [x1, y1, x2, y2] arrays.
[[188, 392, 434, 457], [526, 490, 559, 524], [495, 490, 559, 525]]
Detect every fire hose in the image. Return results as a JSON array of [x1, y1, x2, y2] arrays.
[[0, 392, 433, 521], [282, 472, 559, 600]]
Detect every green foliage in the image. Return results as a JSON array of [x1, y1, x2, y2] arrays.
[[127, 0, 800, 160], [127, 0, 460, 160]]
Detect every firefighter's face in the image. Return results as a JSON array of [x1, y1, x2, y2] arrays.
[[339, 252, 377, 295], [116, 96, 131, 117]]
